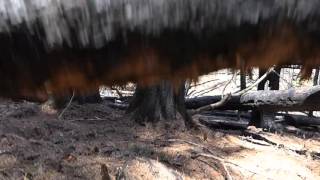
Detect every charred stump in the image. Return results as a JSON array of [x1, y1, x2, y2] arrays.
[[127, 81, 193, 127]]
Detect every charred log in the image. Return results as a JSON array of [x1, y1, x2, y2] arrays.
[[187, 86, 320, 111], [187, 86, 320, 129], [283, 114, 320, 126], [199, 115, 249, 130]]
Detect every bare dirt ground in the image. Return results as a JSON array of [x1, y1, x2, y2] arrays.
[[0, 99, 319, 180]]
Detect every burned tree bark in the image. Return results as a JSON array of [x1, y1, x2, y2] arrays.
[[283, 114, 320, 126], [309, 68, 319, 116], [240, 60, 247, 90], [258, 67, 281, 90], [254, 67, 281, 128], [313, 68, 319, 86], [186, 88, 320, 111], [127, 81, 193, 126]]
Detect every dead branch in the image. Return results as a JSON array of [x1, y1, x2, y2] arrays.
[[189, 67, 274, 115], [195, 153, 233, 180], [190, 81, 227, 97], [191, 79, 218, 88], [111, 86, 124, 99], [58, 90, 75, 120], [167, 138, 233, 180], [233, 67, 274, 96], [190, 94, 232, 115]]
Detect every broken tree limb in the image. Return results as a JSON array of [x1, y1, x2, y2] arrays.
[[189, 72, 237, 115], [201, 110, 251, 119], [190, 94, 232, 115], [186, 95, 244, 110]]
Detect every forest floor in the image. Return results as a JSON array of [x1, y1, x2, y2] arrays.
[[0, 99, 319, 180]]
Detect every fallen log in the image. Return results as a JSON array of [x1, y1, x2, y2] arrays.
[[199, 115, 249, 129], [201, 110, 251, 119], [186, 86, 320, 111], [283, 114, 320, 126], [186, 96, 244, 110]]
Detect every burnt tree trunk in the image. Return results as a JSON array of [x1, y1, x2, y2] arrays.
[[309, 68, 319, 117], [127, 81, 192, 126], [258, 67, 281, 90], [240, 60, 247, 90], [253, 67, 281, 129]]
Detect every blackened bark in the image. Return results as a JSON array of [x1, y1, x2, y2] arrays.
[[127, 81, 192, 126], [254, 67, 281, 129], [240, 60, 246, 90], [314, 68, 319, 86], [257, 69, 267, 90], [258, 67, 280, 90], [268, 67, 281, 90], [309, 68, 319, 117]]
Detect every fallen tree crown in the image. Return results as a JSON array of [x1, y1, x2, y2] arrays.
[[1, 0, 320, 100]]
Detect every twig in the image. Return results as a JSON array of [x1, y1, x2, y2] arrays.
[[196, 153, 233, 180], [222, 72, 237, 97], [196, 153, 273, 180], [190, 93, 232, 115], [189, 67, 274, 116], [58, 90, 75, 120], [190, 72, 236, 115], [167, 139, 273, 179], [193, 83, 226, 98], [166, 139, 232, 180], [69, 119, 110, 122], [191, 79, 218, 88], [111, 86, 124, 99], [271, 69, 293, 87], [197, 157, 233, 180], [190, 81, 227, 97]]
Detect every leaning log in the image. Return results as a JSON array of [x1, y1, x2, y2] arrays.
[[186, 86, 320, 111], [2, 1, 320, 100]]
